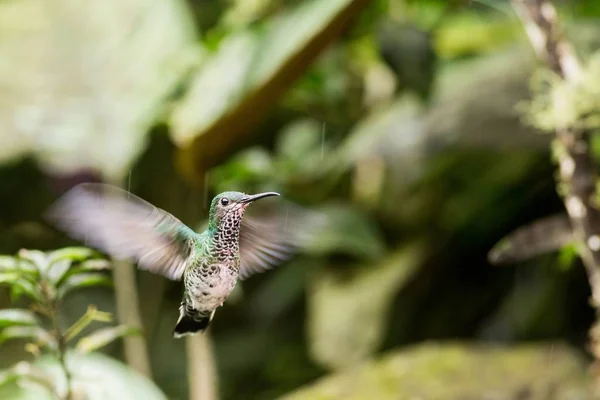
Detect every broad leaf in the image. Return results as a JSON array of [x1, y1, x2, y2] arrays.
[[0, 326, 57, 350], [0, 309, 37, 328], [171, 0, 371, 178], [0, 363, 56, 398], [17, 250, 48, 274], [58, 259, 112, 287], [43, 352, 167, 400], [0, 256, 38, 279], [76, 325, 141, 354], [57, 273, 112, 298], [48, 247, 97, 265], [0, 273, 20, 285], [45, 259, 71, 286], [0, 0, 198, 181], [0, 352, 168, 399], [0, 256, 17, 272], [0, 274, 42, 302]]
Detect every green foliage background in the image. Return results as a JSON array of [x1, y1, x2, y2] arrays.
[[1, 0, 600, 399]]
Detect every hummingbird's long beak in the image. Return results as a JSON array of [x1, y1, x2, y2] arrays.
[[240, 192, 280, 204]]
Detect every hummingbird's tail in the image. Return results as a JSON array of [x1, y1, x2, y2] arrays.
[[173, 306, 215, 339]]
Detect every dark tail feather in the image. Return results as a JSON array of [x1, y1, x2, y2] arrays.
[[173, 309, 215, 339]]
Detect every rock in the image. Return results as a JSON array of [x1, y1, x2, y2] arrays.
[[280, 342, 589, 400]]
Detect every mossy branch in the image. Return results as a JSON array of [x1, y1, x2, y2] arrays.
[[511, 0, 600, 385]]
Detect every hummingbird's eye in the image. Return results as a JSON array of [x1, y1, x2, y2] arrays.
[[220, 198, 229, 206]]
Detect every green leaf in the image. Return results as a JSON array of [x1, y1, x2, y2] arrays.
[[57, 273, 112, 298], [76, 325, 141, 354], [0, 256, 38, 280], [45, 259, 71, 286], [0, 362, 57, 398], [48, 247, 97, 264], [0, 326, 57, 350], [171, 0, 371, 178], [0, 272, 20, 285], [0, 309, 37, 328], [301, 203, 385, 260], [0, 0, 198, 181], [18, 249, 48, 272], [0, 274, 42, 302], [45, 247, 98, 284], [58, 259, 112, 287], [28, 352, 169, 400], [0, 256, 17, 271]]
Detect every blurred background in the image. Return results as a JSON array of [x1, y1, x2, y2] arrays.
[[1, 0, 600, 399]]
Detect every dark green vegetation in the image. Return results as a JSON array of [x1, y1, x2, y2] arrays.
[[2, 0, 600, 399]]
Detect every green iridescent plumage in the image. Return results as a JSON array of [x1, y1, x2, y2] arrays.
[[47, 183, 295, 337]]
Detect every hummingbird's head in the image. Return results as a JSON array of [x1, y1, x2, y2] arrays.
[[208, 191, 280, 231]]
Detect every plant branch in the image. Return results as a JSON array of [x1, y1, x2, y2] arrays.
[[511, 0, 600, 377], [111, 258, 153, 378], [186, 332, 218, 400], [41, 283, 72, 400]]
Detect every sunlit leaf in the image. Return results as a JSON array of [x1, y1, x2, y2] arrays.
[[435, 12, 521, 59], [57, 273, 112, 298], [76, 325, 141, 354], [0, 309, 37, 328], [0, 256, 17, 271], [0, 274, 42, 302], [0, 326, 57, 350], [17, 250, 48, 274], [0, 256, 38, 280], [0, 362, 56, 397], [557, 244, 578, 271], [0, 0, 198, 181], [22, 351, 169, 399], [172, 0, 371, 178], [0, 272, 20, 285], [58, 259, 112, 287], [45, 259, 71, 286]]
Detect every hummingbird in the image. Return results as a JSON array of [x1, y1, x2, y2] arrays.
[[46, 183, 295, 338]]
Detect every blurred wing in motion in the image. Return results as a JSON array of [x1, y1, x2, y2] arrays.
[[46, 183, 196, 281], [238, 202, 322, 280], [488, 213, 573, 265]]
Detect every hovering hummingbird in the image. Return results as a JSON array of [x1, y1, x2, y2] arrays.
[[47, 183, 296, 338]]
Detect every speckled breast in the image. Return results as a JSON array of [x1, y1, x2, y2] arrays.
[[185, 259, 239, 312]]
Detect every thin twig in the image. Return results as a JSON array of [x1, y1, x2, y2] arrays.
[[42, 282, 72, 400]]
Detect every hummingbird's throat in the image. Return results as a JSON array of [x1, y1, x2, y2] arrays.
[[213, 209, 244, 262]]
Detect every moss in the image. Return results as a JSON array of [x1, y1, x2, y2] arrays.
[[280, 342, 589, 400]]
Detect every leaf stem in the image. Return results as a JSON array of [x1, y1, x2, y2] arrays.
[[42, 281, 73, 400]]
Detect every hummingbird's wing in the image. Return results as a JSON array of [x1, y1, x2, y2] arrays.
[[238, 215, 296, 280], [46, 183, 196, 281]]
